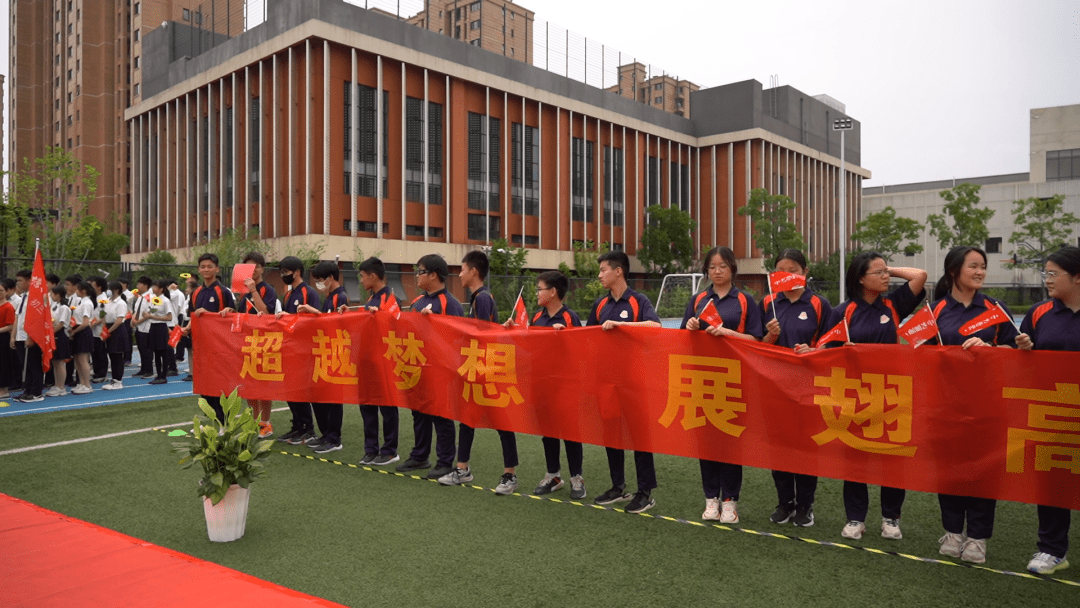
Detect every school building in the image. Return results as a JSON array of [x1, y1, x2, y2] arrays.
[[123, 0, 870, 273]]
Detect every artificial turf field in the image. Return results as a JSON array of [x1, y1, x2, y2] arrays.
[[1, 396, 1077, 607]]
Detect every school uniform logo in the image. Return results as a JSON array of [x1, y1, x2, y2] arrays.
[[798, 312, 808, 320], [209, 297, 216, 303], [620, 310, 628, 319], [880, 314, 890, 324]]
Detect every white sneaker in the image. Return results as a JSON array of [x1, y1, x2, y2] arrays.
[[939, 532, 964, 557], [881, 518, 903, 540], [102, 381, 123, 390], [841, 520, 866, 540], [438, 466, 473, 486], [961, 538, 987, 564], [702, 497, 721, 521], [720, 499, 739, 524], [44, 386, 67, 397], [71, 385, 93, 395], [1027, 552, 1069, 574]]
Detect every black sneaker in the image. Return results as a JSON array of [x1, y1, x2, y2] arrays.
[[626, 491, 655, 514], [313, 441, 342, 454], [359, 453, 377, 465], [182, 374, 194, 382], [16, 393, 45, 403], [277, 429, 302, 443], [395, 457, 431, 472], [149, 378, 167, 385], [138, 373, 155, 380], [533, 474, 564, 496], [770, 502, 796, 524], [372, 453, 400, 466], [792, 505, 815, 527], [427, 465, 454, 480], [306, 436, 329, 450], [167, 369, 180, 377], [594, 486, 632, 505], [287, 431, 316, 446]]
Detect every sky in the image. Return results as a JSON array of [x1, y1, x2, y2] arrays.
[[3, 0, 1078, 187]]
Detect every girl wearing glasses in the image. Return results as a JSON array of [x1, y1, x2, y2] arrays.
[[1016, 246, 1080, 575], [822, 251, 926, 542]]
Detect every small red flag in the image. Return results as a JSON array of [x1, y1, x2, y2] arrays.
[[769, 271, 807, 294], [814, 319, 850, 348], [168, 325, 184, 348], [960, 301, 1010, 336], [25, 249, 55, 372], [280, 314, 300, 334], [100, 324, 111, 341], [511, 294, 529, 327], [899, 304, 938, 348], [698, 300, 724, 329], [380, 293, 402, 319], [230, 313, 245, 333]]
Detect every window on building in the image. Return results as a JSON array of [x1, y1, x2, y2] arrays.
[[428, 101, 443, 205], [68, 46, 72, 57], [654, 96, 663, 104], [470, 39, 480, 47], [984, 237, 1002, 254], [250, 97, 260, 200], [470, 19, 480, 30], [68, 23, 72, 34], [605, 146, 624, 226], [511, 123, 539, 216], [1047, 148, 1080, 182], [405, 225, 425, 237], [429, 226, 444, 238], [343, 82, 388, 198], [654, 83, 663, 91], [470, 1, 480, 11], [345, 220, 390, 234], [134, 83, 139, 96], [56, 9, 60, 21], [467, 112, 500, 212], [405, 97, 425, 203], [511, 234, 539, 245], [134, 30, 139, 42], [183, 8, 190, 21], [134, 2, 140, 15], [648, 156, 661, 207], [571, 137, 594, 222], [67, 69, 72, 80], [134, 56, 139, 69], [55, 54, 60, 65], [195, 11, 202, 25], [468, 214, 500, 241]]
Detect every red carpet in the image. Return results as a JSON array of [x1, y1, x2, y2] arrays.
[[0, 493, 345, 607]]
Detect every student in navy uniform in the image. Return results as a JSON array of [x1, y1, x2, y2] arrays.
[[681, 246, 764, 524], [927, 246, 1017, 564], [180, 275, 198, 381], [223, 252, 278, 439], [356, 256, 401, 466], [439, 251, 521, 494], [760, 249, 832, 528], [186, 253, 236, 422], [296, 260, 348, 454], [588, 251, 662, 514], [396, 254, 462, 481], [504, 270, 587, 499], [1017, 246, 1080, 575], [274, 257, 322, 446], [821, 251, 927, 542]]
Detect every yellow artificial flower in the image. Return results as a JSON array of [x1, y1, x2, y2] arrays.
[[151, 296, 164, 307]]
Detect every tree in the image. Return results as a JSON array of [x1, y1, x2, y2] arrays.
[[486, 237, 530, 313], [851, 206, 924, 261], [140, 250, 180, 280], [928, 183, 995, 250], [737, 188, 806, 265], [558, 240, 609, 313], [189, 227, 272, 271], [638, 205, 697, 276], [0, 146, 118, 260], [1008, 194, 1079, 269]]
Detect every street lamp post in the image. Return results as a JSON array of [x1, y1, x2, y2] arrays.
[[833, 118, 853, 303]]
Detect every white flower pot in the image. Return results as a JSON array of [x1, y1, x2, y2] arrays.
[[202, 484, 250, 542]]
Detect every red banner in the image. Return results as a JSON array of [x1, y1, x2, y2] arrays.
[[26, 249, 54, 371], [193, 312, 1080, 511]]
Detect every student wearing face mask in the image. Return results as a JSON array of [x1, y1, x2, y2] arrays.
[[296, 260, 349, 454], [275, 257, 322, 446]]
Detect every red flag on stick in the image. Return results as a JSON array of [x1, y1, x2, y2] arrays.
[[814, 319, 850, 348], [168, 325, 184, 348], [769, 271, 807, 294], [380, 293, 402, 319], [511, 293, 529, 328], [698, 300, 724, 329], [960, 301, 1010, 336], [899, 304, 939, 348], [26, 247, 55, 372]]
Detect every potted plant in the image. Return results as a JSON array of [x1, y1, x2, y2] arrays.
[[172, 389, 274, 542]]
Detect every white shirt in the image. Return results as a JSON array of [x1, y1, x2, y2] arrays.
[[104, 298, 129, 326], [148, 295, 174, 327], [13, 292, 28, 341], [169, 289, 186, 324], [73, 298, 94, 334], [51, 301, 72, 336], [132, 294, 152, 334], [90, 296, 109, 338]]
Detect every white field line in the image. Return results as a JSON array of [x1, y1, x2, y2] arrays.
[[0, 391, 195, 417], [0, 407, 290, 456]]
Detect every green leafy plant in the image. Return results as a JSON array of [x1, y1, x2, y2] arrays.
[[928, 183, 995, 250], [1007, 194, 1079, 269], [172, 389, 274, 505], [737, 188, 806, 265], [851, 206, 924, 261], [638, 205, 697, 276]]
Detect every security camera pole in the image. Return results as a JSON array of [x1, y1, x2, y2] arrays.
[[833, 118, 853, 303]]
